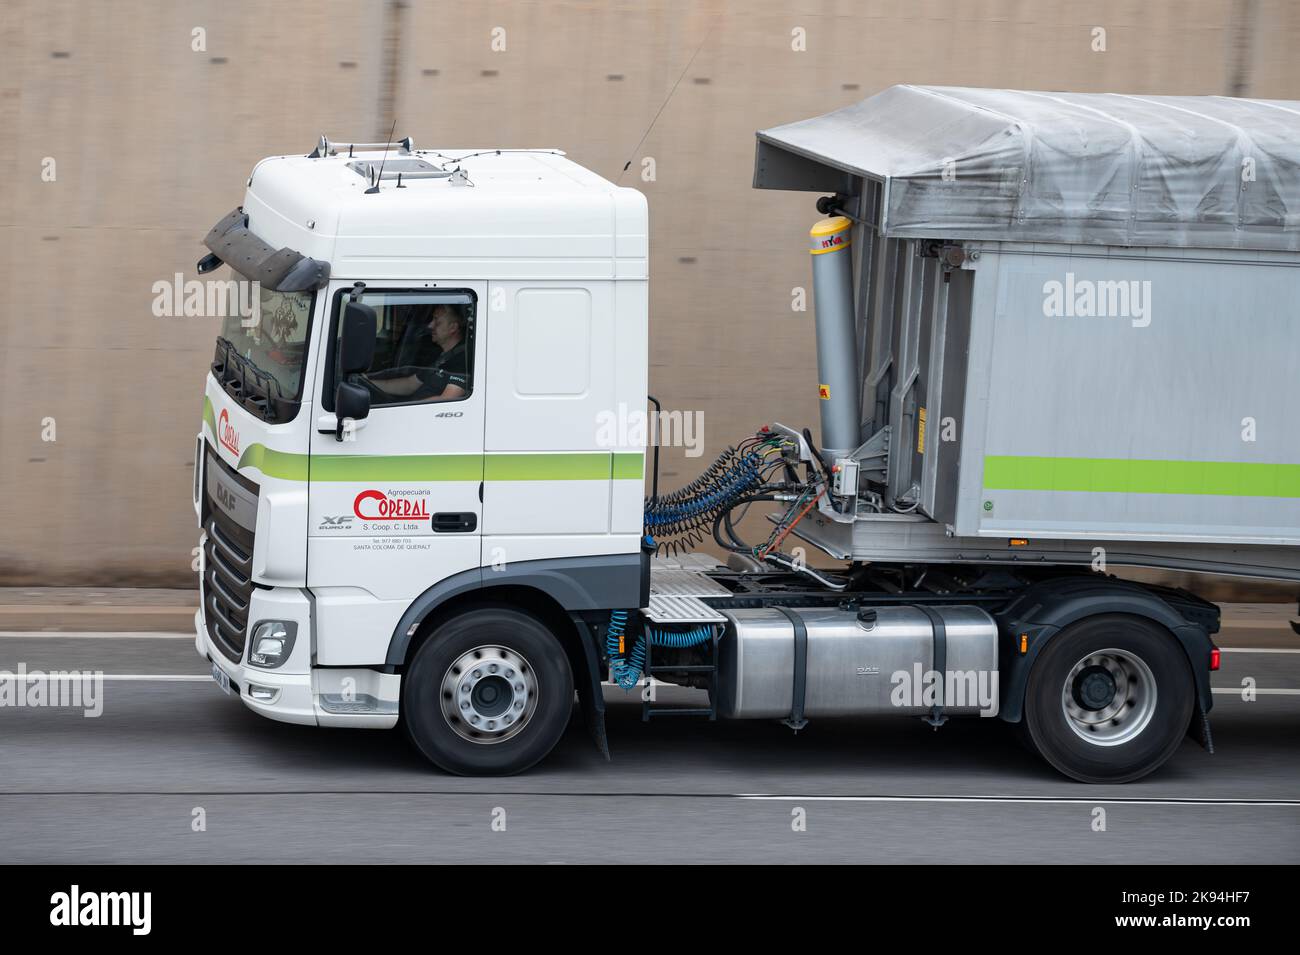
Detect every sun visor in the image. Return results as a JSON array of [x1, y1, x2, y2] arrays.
[[197, 207, 330, 292], [756, 85, 1300, 251]]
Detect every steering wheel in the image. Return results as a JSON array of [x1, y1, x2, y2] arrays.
[[356, 372, 397, 401]]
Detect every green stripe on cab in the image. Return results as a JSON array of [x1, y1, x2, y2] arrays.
[[233, 446, 646, 484]]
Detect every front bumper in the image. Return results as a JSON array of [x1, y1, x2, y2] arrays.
[[196, 607, 318, 726], [195, 584, 400, 729]]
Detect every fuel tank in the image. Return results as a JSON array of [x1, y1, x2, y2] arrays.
[[716, 605, 999, 720]]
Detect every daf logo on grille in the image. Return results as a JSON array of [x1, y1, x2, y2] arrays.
[[205, 457, 259, 532]]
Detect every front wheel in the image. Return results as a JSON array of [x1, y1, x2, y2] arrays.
[[403, 608, 574, 775], [1022, 615, 1194, 783]]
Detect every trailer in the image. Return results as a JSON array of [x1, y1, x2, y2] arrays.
[[193, 88, 1299, 783], [754, 86, 1300, 575]]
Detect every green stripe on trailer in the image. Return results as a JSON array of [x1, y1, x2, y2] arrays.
[[983, 455, 1300, 498]]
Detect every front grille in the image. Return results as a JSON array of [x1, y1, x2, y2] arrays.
[[204, 515, 255, 662], [202, 447, 259, 663]]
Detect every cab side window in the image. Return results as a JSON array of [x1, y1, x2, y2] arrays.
[[335, 290, 476, 407]]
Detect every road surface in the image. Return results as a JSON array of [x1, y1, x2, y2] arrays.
[[0, 618, 1296, 864]]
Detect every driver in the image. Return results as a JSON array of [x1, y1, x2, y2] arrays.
[[363, 304, 469, 402]]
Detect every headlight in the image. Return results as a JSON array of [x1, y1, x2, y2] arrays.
[[248, 621, 297, 669]]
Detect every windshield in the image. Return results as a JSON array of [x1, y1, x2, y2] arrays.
[[213, 272, 315, 420]]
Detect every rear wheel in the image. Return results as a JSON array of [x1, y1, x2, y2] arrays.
[[1022, 615, 1193, 783], [403, 607, 574, 775]]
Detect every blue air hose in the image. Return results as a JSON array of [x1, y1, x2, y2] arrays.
[[606, 613, 715, 690], [606, 610, 644, 690], [645, 624, 715, 648]]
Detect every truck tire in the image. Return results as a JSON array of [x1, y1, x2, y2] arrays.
[[402, 607, 575, 776], [1021, 614, 1193, 783]]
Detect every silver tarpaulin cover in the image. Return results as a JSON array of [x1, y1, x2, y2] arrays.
[[755, 85, 1300, 251]]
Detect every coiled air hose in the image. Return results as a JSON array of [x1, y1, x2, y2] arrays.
[[606, 614, 715, 690], [645, 624, 715, 648], [605, 610, 643, 689], [642, 433, 786, 555]]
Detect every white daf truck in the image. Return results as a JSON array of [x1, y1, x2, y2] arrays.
[[195, 86, 1300, 782]]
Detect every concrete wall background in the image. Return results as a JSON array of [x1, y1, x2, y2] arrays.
[[2, 0, 1298, 589]]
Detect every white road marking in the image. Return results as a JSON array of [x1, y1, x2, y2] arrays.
[[0, 674, 210, 682], [1, 674, 1294, 691], [738, 794, 1300, 807], [0, 607, 191, 614], [0, 632, 194, 639]]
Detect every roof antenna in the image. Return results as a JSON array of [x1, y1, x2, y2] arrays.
[[618, 27, 712, 183], [366, 118, 398, 195]]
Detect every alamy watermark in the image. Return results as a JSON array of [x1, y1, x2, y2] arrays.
[[890, 665, 999, 716], [1042, 272, 1151, 328], [0, 665, 104, 717], [152, 273, 260, 325], [50, 885, 150, 935], [596, 401, 704, 457]]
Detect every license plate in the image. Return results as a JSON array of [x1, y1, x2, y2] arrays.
[[211, 662, 232, 696]]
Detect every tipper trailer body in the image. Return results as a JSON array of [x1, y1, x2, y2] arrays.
[[194, 88, 1300, 781]]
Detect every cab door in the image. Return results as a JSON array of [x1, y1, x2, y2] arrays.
[[306, 280, 487, 665]]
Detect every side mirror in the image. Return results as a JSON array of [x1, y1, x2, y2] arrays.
[[335, 380, 370, 441], [334, 300, 376, 441], [338, 301, 376, 376]]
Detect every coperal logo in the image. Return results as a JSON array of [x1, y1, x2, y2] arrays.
[[353, 489, 430, 521], [217, 408, 240, 456]]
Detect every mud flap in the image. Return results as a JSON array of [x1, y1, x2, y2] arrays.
[[582, 686, 611, 761], [1188, 702, 1214, 754], [574, 618, 611, 761]]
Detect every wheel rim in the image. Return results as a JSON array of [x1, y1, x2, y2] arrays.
[[440, 645, 538, 744], [1060, 647, 1157, 747]]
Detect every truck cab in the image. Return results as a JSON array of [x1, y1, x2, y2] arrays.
[[196, 140, 648, 772]]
